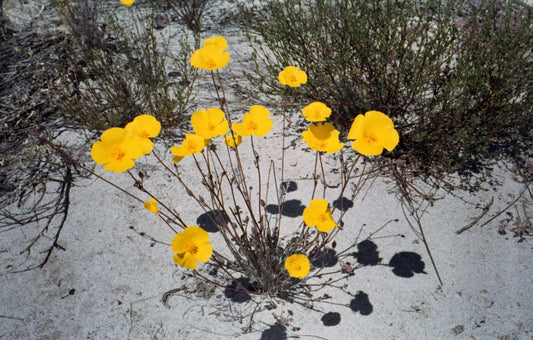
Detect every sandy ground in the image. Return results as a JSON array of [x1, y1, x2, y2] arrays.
[[1, 131, 532, 339], [1, 1, 533, 339]]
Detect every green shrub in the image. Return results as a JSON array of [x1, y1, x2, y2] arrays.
[[238, 0, 533, 177], [51, 0, 198, 130]]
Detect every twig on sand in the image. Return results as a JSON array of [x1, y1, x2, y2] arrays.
[[456, 188, 526, 234], [455, 197, 494, 234], [161, 288, 183, 309], [152, 321, 164, 340], [0, 315, 24, 321]]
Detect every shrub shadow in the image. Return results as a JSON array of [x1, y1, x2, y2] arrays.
[[266, 199, 305, 218], [223, 277, 258, 303], [389, 252, 427, 278], [310, 247, 338, 268], [196, 209, 228, 233]]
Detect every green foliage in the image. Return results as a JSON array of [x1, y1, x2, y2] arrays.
[[239, 0, 533, 177], [51, 0, 198, 130]]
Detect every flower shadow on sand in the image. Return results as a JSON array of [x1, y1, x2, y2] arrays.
[[280, 180, 298, 193], [260, 324, 287, 340], [196, 209, 229, 233], [332, 196, 354, 211], [266, 181, 305, 217], [349, 291, 373, 315], [321, 312, 341, 326], [389, 251, 427, 278], [266, 199, 306, 218], [352, 239, 382, 266]]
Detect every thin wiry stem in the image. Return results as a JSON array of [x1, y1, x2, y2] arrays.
[[393, 164, 443, 286]]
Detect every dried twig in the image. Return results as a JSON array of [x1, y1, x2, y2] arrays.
[[455, 197, 494, 234], [456, 188, 526, 234]]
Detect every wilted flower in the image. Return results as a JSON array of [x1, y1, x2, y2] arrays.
[[278, 66, 307, 87], [301, 123, 344, 153], [170, 134, 208, 162], [120, 0, 134, 7], [125, 115, 161, 154], [171, 226, 213, 270], [231, 105, 273, 137], [303, 198, 337, 232], [224, 134, 242, 148], [91, 127, 144, 172], [285, 254, 310, 278], [144, 198, 158, 214], [347, 111, 399, 156], [191, 108, 229, 139], [190, 37, 230, 70], [302, 102, 331, 122]]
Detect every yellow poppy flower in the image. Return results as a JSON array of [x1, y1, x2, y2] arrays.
[[303, 198, 337, 232], [91, 127, 144, 172], [125, 115, 161, 155], [120, 0, 134, 7], [171, 226, 213, 269], [285, 254, 310, 278], [224, 134, 242, 148], [191, 108, 229, 139], [170, 134, 208, 162], [144, 198, 158, 214], [190, 46, 230, 70], [301, 123, 344, 153], [231, 105, 273, 137], [302, 102, 332, 122], [347, 111, 399, 156], [203, 36, 228, 50], [278, 66, 307, 87]]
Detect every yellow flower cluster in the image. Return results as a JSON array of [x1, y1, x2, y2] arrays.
[[171, 38, 275, 167], [171, 104, 274, 163], [278, 66, 399, 156], [91, 115, 161, 172], [90, 36, 402, 280], [277, 66, 401, 278], [190, 37, 230, 71]]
